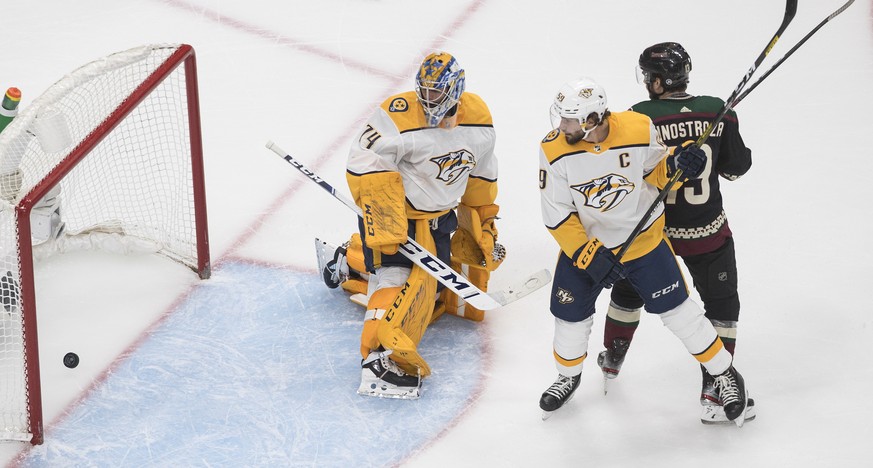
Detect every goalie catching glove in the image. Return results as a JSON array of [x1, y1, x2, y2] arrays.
[[451, 203, 505, 271], [574, 238, 625, 289]]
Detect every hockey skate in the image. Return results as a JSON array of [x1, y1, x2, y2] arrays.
[[314, 238, 349, 289], [358, 350, 421, 399], [701, 397, 756, 425], [699, 365, 756, 424], [700, 365, 719, 405], [712, 365, 749, 427], [539, 374, 581, 420], [597, 337, 630, 394]]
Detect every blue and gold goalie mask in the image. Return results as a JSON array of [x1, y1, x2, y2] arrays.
[[415, 52, 466, 127]]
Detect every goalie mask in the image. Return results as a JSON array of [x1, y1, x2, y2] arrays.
[[549, 77, 608, 139], [415, 52, 466, 127]]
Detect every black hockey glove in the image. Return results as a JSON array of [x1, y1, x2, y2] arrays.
[[668, 143, 706, 180], [573, 238, 626, 289]]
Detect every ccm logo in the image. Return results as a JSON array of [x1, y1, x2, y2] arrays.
[[652, 281, 680, 299]]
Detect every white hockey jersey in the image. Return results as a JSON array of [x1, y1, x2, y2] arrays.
[[539, 111, 674, 262], [347, 91, 497, 219]]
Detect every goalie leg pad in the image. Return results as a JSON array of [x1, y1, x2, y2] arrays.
[[346, 233, 367, 274], [438, 259, 488, 322], [360, 286, 402, 358], [371, 219, 439, 376]]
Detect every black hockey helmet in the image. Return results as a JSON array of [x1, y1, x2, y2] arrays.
[[638, 42, 692, 89]]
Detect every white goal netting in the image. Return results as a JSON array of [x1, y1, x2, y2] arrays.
[[0, 43, 209, 444]]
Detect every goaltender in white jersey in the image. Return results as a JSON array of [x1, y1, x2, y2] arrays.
[[318, 52, 503, 400], [347, 90, 497, 216]]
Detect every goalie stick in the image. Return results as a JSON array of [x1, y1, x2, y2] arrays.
[[616, 0, 798, 261], [265, 140, 551, 310], [732, 0, 856, 107]]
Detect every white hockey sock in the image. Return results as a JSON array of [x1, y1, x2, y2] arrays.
[[553, 316, 593, 376], [659, 298, 732, 375]]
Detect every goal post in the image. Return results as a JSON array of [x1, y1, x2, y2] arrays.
[[0, 43, 210, 445]]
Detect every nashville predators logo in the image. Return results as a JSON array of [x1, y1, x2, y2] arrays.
[[571, 173, 635, 212], [389, 97, 409, 112], [579, 88, 594, 98], [431, 149, 476, 185], [556, 288, 574, 304]]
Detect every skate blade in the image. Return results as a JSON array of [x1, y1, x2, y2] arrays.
[[357, 385, 421, 400], [600, 371, 618, 395], [314, 238, 335, 272], [540, 393, 576, 420], [357, 375, 421, 400], [700, 397, 756, 425]]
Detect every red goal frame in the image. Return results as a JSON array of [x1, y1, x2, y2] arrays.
[[12, 44, 210, 445]]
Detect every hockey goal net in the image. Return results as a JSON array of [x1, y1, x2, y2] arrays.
[[0, 44, 210, 444]]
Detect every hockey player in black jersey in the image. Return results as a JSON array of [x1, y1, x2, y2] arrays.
[[598, 42, 755, 424]]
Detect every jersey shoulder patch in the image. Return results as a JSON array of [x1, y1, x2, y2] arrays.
[[388, 97, 410, 113], [542, 129, 560, 144], [540, 130, 581, 164], [380, 91, 426, 132]]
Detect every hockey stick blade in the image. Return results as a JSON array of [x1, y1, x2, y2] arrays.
[[488, 268, 552, 307], [265, 140, 549, 310]]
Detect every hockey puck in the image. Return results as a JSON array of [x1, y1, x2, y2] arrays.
[[63, 352, 79, 369]]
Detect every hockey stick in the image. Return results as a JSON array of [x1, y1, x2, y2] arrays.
[[265, 140, 551, 310], [732, 0, 856, 107], [616, 0, 798, 261]]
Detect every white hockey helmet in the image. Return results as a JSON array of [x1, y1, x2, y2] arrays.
[[549, 77, 608, 131]]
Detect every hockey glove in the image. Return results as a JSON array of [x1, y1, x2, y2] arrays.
[[357, 171, 407, 256], [452, 204, 505, 271], [667, 142, 706, 181], [573, 238, 625, 289]]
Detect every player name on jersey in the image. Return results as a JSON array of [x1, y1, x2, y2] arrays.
[[656, 120, 724, 142]]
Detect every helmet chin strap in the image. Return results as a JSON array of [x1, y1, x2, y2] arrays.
[[580, 115, 604, 141]]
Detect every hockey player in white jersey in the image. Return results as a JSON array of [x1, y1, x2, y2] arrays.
[[321, 52, 503, 399], [537, 77, 749, 425]]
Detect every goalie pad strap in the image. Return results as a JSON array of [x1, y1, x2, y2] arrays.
[[364, 309, 386, 321], [361, 286, 402, 358]]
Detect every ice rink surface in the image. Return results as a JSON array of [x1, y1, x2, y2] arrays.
[[1, 0, 871, 466]]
